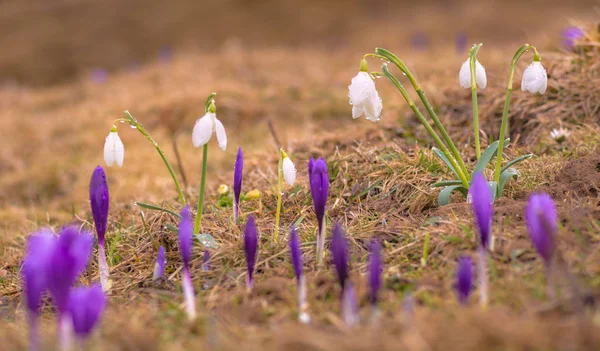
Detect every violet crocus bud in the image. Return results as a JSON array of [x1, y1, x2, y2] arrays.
[[202, 250, 210, 272], [233, 147, 243, 225], [562, 26, 585, 50], [89, 166, 110, 292], [368, 240, 382, 306], [310, 158, 329, 265], [244, 215, 258, 290], [289, 226, 310, 323], [178, 206, 196, 321], [456, 256, 473, 305], [68, 284, 106, 342], [330, 223, 349, 292], [469, 173, 493, 249], [526, 193, 557, 264], [153, 246, 166, 282]]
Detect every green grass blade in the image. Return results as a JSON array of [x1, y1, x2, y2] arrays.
[[431, 180, 463, 188], [135, 201, 181, 218], [432, 147, 460, 179]]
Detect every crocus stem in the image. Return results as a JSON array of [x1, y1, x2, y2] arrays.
[[123, 111, 186, 205], [382, 65, 470, 187], [494, 44, 534, 188], [234, 201, 239, 225], [478, 246, 489, 309], [274, 150, 284, 242], [98, 244, 110, 292], [298, 275, 311, 324], [58, 313, 73, 351], [545, 262, 556, 301], [374, 49, 469, 180], [194, 144, 209, 234], [28, 311, 39, 351], [182, 267, 197, 321], [469, 44, 483, 159], [316, 217, 326, 266]]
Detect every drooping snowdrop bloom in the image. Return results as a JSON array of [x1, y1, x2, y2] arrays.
[[89, 166, 110, 292], [244, 215, 258, 291], [178, 206, 196, 321], [192, 102, 227, 150], [282, 152, 296, 186], [233, 147, 243, 224], [103, 126, 124, 167], [456, 256, 473, 305], [550, 128, 571, 144], [153, 246, 166, 282], [309, 157, 329, 265], [68, 284, 106, 344], [289, 226, 310, 323], [348, 59, 383, 122], [459, 58, 487, 89], [521, 59, 548, 94]]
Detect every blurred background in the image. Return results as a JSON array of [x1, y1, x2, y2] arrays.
[[1, 0, 598, 86]]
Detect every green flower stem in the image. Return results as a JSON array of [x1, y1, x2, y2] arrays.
[[123, 111, 186, 205], [494, 44, 534, 187], [194, 144, 208, 234], [382, 65, 470, 188], [374, 49, 469, 180], [274, 149, 284, 242], [469, 44, 483, 160]]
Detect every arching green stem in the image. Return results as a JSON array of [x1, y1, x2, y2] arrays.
[[194, 92, 217, 234], [469, 44, 483, 159], [273, 148, 285, 242]]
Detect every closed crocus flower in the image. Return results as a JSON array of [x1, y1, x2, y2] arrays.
[[282, 154, 297, 186], [521, 59, 547, 94], [233, 147, 244, 224], [244, 215, 258, 290], [368, 240, 382, 307], [89, 166, 110, 291], [526, 193, 557, 264], [349, 59, 383, 122], [103, 126, 124, 167], [289, 226, 310, 323], [68, 284, 106, 341], [192, 102, 227, 150], [309, 157, 330, 265], [459, 58, 487, 89], [469, 173, 493, 249], [562, 26, 585, 49], [456, 256, 473, 305], [178, 206, 196, 321], [330, 223, 349, 291], [153, 246, 166, 282]]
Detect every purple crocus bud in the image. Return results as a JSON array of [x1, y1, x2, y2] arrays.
[[456, 32, 468, 54], [68, 284, 106, 340], [526, 193, 557, 264], [289, 226, 302, 281], [308, 157, 315, 178], [411, 31, 428, 51], [89, 166, 110, 291], [562, 26, 585, 49], [368, 239, 382, 306], [91, 68, 108, 84], [179, 206, 192, 268], [330, 223, 349, 291], [469, 173, 493, 249], [341, 282, 359, 327], [153, 246, 166, 281], [310, 158, 329, 264], [202, 250, 210, 272], [456, 256, 473, 305], [244, 215, 258, 289], [233, 147, 244, 225]]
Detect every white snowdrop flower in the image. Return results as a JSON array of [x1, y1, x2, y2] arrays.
[[550, 128, 570, 143], [104, 126, 124, 167], [459, 58, 487, 89], [521, 60, 547, 94], [282, 155, 296, 186], [348, 59, 382, 122], [192, 108, 227, 151]]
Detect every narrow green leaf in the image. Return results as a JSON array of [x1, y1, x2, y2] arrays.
[[500, 154, 533, 175], [487, 181, 498, 200], [431, 147, 460, 179], [431, 180, 463, 188], [135, 202, 181, 218], [437, 185, 468, 206], [293, 216, 306, 228], [498, 168, 518, 197], [472, 139, 510, 177], [195, 233, 219, 249]]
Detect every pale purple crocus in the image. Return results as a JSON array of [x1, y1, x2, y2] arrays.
[[202, 250, 210, 272], [411, 32, 428, 51], [562, 26, 585, 50], [331, 223, 349, 292], [309, 157, 329, 265], [341, 282, 359, 327], [456, 32, 468, 54], [368, 240, 382, 307], [289, 226, 310, 323], [68, 284, 106, 346], [456, 256, 473, 305], [153, 246, 166, 282], [89, 166, 110, 292], [22, 230, 56, 351], [526, 193, 558, 299], [179, 206, 196, 321], [46, 226, 93, 351], [244, 215, 258, 291], [468, 172, 493, 308], [233, 147, 243, 225]]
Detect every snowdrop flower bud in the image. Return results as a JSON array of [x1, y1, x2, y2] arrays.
[[521, 55, 547, 94], [192, 101, 227, 150], [281, 150, 296, 186], [104, 126, 124, 167], [550, 128, 570, 143], [348, 59, 383, 122], [459, 58, 487, 89]]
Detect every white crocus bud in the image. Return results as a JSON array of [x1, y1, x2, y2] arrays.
[[459, 58, 487, 89], [348, 59, 383, 122], [104, 126, 124, 167], [521, 59, 547, 94], [282, 152, 296, 186], [192, 102, 227, 151]]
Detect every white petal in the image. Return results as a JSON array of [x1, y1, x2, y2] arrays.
[[282, 157, 296, 186], [214, 117, 227, 151], [104, 132, 124, 167], [459, 58, 486, 89], [521, 61, 547, 94], [352, 105, 363, 119], [349, 71, 382, 120], [364, 94, 383, 122], [475, 60, 487, 89], [192, 113, 214, 148]]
